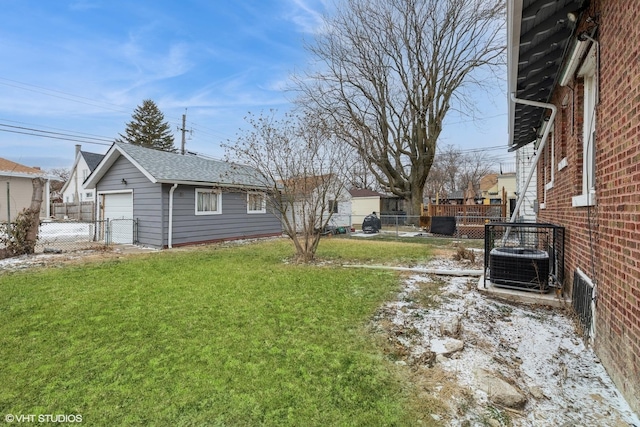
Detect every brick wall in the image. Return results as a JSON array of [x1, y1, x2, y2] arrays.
[[534, 0, 639, 414]]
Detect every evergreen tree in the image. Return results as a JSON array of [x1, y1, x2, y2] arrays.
[[116, 99, 176, 152]]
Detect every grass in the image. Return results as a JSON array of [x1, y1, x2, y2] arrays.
[[0, 238, 449, 426]]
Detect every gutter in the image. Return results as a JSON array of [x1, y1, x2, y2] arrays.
[[168, 183, 178, 248]]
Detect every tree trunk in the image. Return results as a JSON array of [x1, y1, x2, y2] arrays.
[[408, 183, 425, 220], [25, 178, 45, 251]]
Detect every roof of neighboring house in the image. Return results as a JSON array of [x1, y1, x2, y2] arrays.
[[0, 157, 47, 178], [507, 0, 586, 150], [82, 151, 105, 172], [85, 142, 267, 190], [480, 174, 499, 192], [449, 190, 465, 200], [348, 188, 384, 198]]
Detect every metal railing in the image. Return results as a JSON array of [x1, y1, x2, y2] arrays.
[[483, 222, 565, 292], [572, 270, 595, 339]]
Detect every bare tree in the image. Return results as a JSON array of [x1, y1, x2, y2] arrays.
[[456, 151, 497, 197], [0, 177, 44, 258], [295, 0, 505, 216], [344, 150, 383, 192], [424, 144, 497, 200], [48, 167, 71, 199], [225, 111, 348, 263]]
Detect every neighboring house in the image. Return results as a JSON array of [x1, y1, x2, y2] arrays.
[[480, 172, 517, 215], [479, 173, 499, 203], [0, 157, 53, 222], [84, 142, 282, 248], [348, 188, 383, 226], [508, 0, 639, 413], [282, 174, 350, 232], [61, 144, 105, 203]]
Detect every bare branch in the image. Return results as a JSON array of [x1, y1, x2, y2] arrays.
[[293, 0, 505, 216]]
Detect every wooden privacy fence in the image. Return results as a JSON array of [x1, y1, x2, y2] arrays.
[[51, 202, 95, 221], [421, 202, 507, 238]]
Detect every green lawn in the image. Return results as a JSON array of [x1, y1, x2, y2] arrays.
[[0, 238, 442, 426]]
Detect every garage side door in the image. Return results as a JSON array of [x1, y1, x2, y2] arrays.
[[103, 192, 133, 244]]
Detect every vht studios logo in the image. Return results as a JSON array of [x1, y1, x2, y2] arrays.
[[4, 414, 83, 423]]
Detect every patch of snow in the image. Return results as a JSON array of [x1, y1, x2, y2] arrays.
[[376, 257, 640, 426], [350, 232, 380, 238]]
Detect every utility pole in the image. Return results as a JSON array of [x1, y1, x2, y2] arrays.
[[177, 109, 192, 155]]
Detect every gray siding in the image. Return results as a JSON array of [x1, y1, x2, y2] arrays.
[[168, 186, 282, 246], [96, 155, 282, 248], [96, 155, 164, 247]]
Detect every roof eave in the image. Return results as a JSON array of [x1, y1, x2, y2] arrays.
[[155, 179, 272, 191], [507, 0, 524, 148]]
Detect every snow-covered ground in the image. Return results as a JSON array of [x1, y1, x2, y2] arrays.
[[374, 257, 640, 426], [38, 222, 96, 242]]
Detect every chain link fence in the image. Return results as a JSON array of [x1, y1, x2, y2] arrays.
[[105, 219, 138, 245], [347, 213, 507, 239], [37, 220, 107, 252], [0, 219, 138, 254]]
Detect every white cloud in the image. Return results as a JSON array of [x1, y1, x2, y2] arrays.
[[286, 0, 327, 34]]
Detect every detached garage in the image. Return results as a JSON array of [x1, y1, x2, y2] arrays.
[[85, 142, 282, 248]]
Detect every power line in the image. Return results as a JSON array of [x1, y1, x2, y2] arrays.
[[0, 77, 132, 115], [0, 123, 113, 146], [0, 76, 241, 142], [445, 112, 507, 126], [0, 119, 114, 141]]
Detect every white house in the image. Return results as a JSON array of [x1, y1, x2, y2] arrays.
[[348, 188, 383, 226], [61, 144, 105, 203]]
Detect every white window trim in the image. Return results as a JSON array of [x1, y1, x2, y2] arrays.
[[247, 192, 266, 214], [195, 188, 222, 215], [557, 157, 568, 171], [572, 44, 597, 208], [540, 128, 555, 210]]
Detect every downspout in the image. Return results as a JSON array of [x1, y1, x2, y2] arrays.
[[502, 95, 557, 246], [508, 94, 557, 223], [168, 183, 178, 248]]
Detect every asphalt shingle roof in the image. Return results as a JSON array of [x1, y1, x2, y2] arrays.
[[81, 151, 105, 172], [348, 188, 384, 198], [0, 157, 45, 176], [115, 142, 266, 188]]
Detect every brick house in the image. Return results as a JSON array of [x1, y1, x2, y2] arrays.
[[508, 0, 639, 413]]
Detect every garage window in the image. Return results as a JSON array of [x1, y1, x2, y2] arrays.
[[196, 189, 221, 215], [247, 192, 266, 214]]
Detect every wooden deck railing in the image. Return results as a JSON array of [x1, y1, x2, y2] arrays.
[[424, 203, 506, 225]]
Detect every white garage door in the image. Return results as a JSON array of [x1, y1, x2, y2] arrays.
[[103, 192, 133, 244]]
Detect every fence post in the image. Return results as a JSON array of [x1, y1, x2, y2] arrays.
[[105, 218, 111, 245]]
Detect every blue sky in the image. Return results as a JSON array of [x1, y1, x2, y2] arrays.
[[0, 0, 511, 171]]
